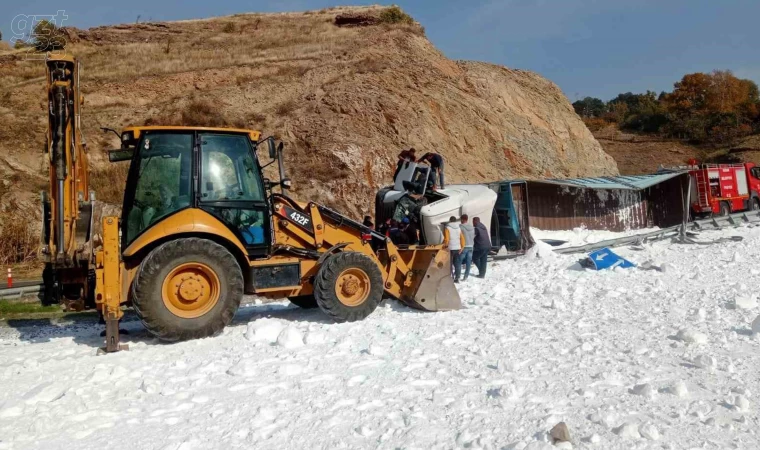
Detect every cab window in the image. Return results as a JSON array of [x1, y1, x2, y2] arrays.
[[200, 134, 263, 201], [124, 132, 193, 245]]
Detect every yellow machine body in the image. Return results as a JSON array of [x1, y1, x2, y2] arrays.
[[93, 126, 460, 351], [41, 55, 94, 308]]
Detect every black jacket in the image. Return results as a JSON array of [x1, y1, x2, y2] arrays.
[[473, 222, 491, 249], [420, 153, 443, 169]]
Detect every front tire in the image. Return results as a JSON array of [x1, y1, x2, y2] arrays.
[[751, 198, 760, 211], [313, 252, 384, 323], [132, 238, 243, 342]]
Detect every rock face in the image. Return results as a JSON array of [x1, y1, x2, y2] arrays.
[[0, 6, 616, 220]]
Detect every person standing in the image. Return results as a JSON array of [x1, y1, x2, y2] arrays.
[[472, 217, 491, 278], [459, 214, 475, 281], [443, 216, 465, 283], [419, 152, 445, 189], [393, 147, 417, 181]]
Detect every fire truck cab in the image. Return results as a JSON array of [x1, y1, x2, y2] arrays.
[[690, 162, 760, 216]]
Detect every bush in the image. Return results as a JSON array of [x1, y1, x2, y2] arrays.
[[33, 19, 66, 52], [582, 117, 610, 132], [180, 99, 228, 127], [0, 207, 38, 265], [275, 99, 298, 116], [379, 6, 414, 24], [222, 22, 236, 33]]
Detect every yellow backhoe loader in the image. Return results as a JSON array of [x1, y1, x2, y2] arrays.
[[40, 55, 461, 353], [95, 126, 461, 351]]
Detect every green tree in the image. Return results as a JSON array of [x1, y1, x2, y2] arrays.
[[33, 19, 66, 52], [607, 91, 667, 133], [572, 97, 606, 118]]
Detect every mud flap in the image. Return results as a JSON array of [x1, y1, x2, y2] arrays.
[[400, 250, 461, 312]]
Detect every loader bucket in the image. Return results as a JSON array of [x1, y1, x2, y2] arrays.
[[398, 248, 462, 312]]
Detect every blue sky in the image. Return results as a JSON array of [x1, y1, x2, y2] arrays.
[[4, 0, 759, 101]]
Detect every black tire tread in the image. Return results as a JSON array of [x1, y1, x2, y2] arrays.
[[313, 252, 384, 323], [132, 238, 243, 342]]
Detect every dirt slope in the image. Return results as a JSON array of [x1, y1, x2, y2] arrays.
[[0, 6, 616, 220], [594, 125, 760, 174]]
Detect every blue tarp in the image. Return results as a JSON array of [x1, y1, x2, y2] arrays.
[[585, 247, 636, 270]]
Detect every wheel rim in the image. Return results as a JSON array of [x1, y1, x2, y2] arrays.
[[335, 268, 371, 307], [161, 263, 221, 318]]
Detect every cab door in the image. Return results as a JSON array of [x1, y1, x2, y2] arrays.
[[197, 133, 271, 258]]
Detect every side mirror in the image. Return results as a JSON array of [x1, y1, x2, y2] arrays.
[[281, 178, 292, 189], [108, 148, 134, 162], [267, 136, 277, 159]]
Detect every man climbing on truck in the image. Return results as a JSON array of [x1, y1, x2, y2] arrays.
[[419, 152, 445, 189]]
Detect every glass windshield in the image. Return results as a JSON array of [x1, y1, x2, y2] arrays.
[[200, 134, 263, 202], [124, 132, 193, 244]]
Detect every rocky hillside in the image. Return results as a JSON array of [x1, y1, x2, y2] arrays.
[[0, 6, 617, 220]]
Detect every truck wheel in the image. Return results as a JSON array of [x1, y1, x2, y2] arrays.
[[313, 252, 384, 322], [718, 201, 731, 217], [288, 295, 318, 309], [751, 198, 760, 211], [132, 238, 243, 342]]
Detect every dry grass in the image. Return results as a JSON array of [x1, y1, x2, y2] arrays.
[[355, 56, 391, 74], [67, 13, 348, 84], [144, 98, 247, 129], [0, 206, 38, 265], [180, 99, 228, 127], [275, 99, 298, 115], [90, 164, 129, 204]]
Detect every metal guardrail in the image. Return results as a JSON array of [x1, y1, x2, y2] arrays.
[[0, 283, 43, 300], [553, 226, 682, 254], [552, 210, 760, 255]]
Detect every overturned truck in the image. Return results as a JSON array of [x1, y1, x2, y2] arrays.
[[375, 161, 498, 245]]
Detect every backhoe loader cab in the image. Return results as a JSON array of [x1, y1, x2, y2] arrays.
[[95, 126, 460, 351]]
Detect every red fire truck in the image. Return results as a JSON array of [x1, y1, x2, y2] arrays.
[[690, 162, 760, 216]]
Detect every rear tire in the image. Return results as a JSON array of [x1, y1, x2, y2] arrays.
[[132, 238, 243, 342], [288, 295, 318, 309], [313, 252, 383, 322], [751, 198, 760, 211], [718, 201, 731, 217]]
